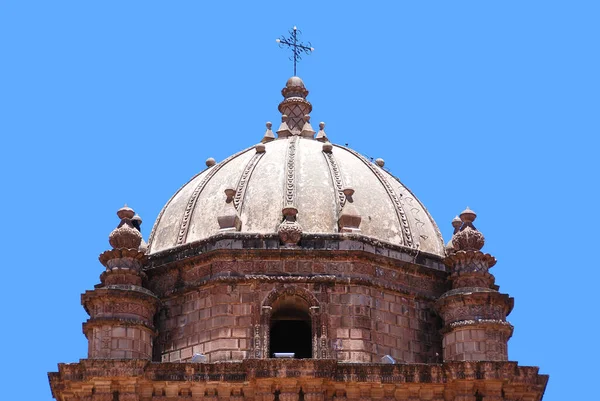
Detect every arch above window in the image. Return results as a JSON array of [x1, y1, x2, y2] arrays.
[[254, 286, 330, 359]]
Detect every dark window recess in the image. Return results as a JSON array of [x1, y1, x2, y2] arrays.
[[269, 299, 312, 359]]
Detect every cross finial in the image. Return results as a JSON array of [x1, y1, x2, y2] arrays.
[[276, 26, 314, 76]]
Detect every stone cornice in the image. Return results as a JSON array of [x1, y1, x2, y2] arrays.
[[157, 273, 443, 303], [81, 285, 159, 316], [146, 233, 446, 272], [49, 359, 548, 399]]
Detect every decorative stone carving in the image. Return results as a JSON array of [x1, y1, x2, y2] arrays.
[[445, 251, 497, 274], [343, 147, 414, 247], [234, 151, 265, 211], [109, 206, 142, 250], [175, 148, 245, 245], [445, 216, 462, 255], [452, 208, 485, 252], [278, 207, 302, 246], [262, 121, 275, 143], [278, 76, 312, 135], [218, 189, 242, 232], [438, 209, 514, 363], [301, 114, 316, 138], [277, 115, 292, 138], [338, 188, 361, 233], [316, 122, 329, 142]]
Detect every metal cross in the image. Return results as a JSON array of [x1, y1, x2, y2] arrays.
[[276, 26, 314, 76]]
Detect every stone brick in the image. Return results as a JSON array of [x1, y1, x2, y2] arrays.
[[337, 328, 350, 338]]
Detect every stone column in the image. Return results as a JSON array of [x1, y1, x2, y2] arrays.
[[436, 208, 514, 362], [81, 206, 159, 359]]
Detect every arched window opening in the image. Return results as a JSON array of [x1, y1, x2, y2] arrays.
[[269, 295, 312, 359]]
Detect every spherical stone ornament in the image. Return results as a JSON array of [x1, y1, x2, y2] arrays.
[[109, 206, 143, 250], [206, 158, 216, 167], [109, 222, 143, 250], [452, 225, 485, 251]]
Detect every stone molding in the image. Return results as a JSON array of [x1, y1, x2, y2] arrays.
[[49, 359, 548, 401], [146, 233, 445, 272]]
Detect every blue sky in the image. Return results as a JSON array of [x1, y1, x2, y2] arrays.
[[1, 1, 598, 400]]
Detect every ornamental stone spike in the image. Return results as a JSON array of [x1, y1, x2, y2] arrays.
[[261, 121, 275, 143], [278, 76, 313, 136], [277, 114, 292, 138], [300, 114, 316, 138], [316, 122, 329, 142]]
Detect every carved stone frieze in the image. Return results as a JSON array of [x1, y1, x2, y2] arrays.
[[342, 146, 414, 248], [234, 151, 265, 211], [322, 150, 346, 210], [175, 147, 251, 245]]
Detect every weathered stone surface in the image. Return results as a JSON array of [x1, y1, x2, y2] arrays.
[[49, 77, 547, 401], [49, 359, 548, 401]]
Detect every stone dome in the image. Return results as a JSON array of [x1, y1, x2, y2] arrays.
[[147, 77, 444, 257]]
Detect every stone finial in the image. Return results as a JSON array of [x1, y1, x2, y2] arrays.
[[316, 122, 329, 142], [277, 114, 292, 138], [445, 216, 464, 255], [132, 214, 142, 231], [261, 122, 275, 143], [277, 77, 313, 136], [451, 215, 462, 234], [217, 188, 241, 232], [375, 158, 385, 167], [278, 206, 302, 246], [109, 205, 143, 250], [322, 141, 333, 153], [131, 214, 148, 253], [452, 207, 485, 251], [206, 158, 216, 167], [338, 188, 362, 233], [300, 114, 316, 138]]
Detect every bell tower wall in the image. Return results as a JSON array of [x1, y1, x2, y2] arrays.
[[148, 251, 446, 364]]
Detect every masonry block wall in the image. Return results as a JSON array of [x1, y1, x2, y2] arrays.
[[85, 324, 154, 359], [148, 252, 446, 363], [156, 283, 254, 362]]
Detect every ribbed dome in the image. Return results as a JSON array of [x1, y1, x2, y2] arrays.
[[147, 77, 444, 257]]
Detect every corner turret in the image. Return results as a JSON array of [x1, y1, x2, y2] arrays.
[[436, 208, 514, 361], [81, 206, 159, 359]]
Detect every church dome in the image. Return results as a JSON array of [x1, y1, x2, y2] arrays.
[[147, 77, 444, 257]]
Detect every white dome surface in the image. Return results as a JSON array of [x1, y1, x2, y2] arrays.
[[148, 137, 444, 257]]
